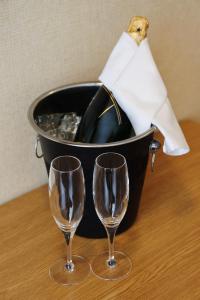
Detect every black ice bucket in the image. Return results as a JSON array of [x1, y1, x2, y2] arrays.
[[28, 82, 158, 238]]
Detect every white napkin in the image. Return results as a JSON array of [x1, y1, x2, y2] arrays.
[[99, 33, 189, 155]]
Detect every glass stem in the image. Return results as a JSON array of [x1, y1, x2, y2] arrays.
[[105, 226, 118, 268], [64, 231, 74, 272]]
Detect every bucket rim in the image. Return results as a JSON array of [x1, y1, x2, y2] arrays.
[[28, 81, 156, 148]]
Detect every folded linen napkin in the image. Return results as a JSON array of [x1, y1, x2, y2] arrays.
[[99, 33, 189, 155]]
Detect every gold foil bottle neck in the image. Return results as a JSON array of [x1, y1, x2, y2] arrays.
[[128, 16, 149, 45]]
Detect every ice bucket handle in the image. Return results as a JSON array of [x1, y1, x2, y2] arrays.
[[35, 135, 43, 158], [149, 139, 161, 172]]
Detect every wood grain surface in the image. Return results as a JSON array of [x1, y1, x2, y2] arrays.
[[0, 120, 200, 300]]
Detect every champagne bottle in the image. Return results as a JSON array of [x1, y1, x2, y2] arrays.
[[76, 16, 149, 143]]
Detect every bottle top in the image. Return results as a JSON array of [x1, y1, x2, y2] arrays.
[[128, 16, 149, 45]]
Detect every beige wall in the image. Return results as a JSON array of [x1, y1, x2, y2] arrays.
[[0, 0, 199, 204]]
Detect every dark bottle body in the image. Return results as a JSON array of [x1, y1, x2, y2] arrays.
[[75, 85, 135, 143]]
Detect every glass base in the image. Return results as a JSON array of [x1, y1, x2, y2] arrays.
[[49, 255, 90, 285], [91, 251, 132, 281]]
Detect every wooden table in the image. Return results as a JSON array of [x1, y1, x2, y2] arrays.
[[0, 121, 200, 300]]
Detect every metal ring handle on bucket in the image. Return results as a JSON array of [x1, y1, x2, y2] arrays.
[[149, 139, 161, 172], [35, 135, 44, 159]]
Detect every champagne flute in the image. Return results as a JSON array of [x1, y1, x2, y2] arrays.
[[48, 155, 90, 285], [92, 152, 132, 280]]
